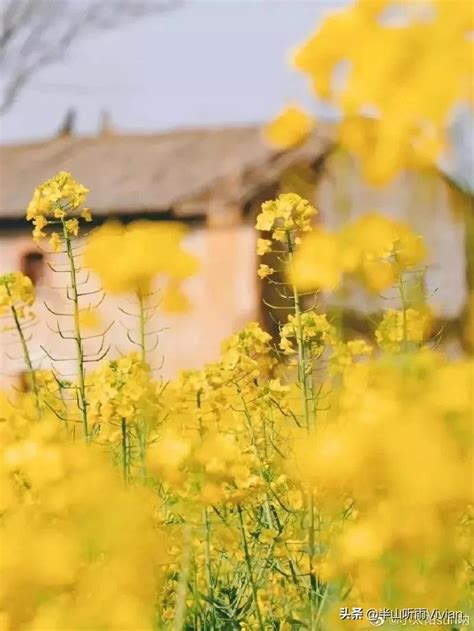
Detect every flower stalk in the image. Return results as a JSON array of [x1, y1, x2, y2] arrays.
[[62, 220, 89, 440], [9, 300, 41, 419]]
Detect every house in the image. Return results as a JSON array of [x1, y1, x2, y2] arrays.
[[0, 123, 471, 386]]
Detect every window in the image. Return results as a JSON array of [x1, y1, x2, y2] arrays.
[[20, 250, 45, 286]]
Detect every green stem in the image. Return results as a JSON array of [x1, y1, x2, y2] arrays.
[[136, 291, 149, 477], [121, 418, 129, 485], [9, 300, 41, 419], [197, 392, 217, 629], [174, 524, 192, 631], [313, 581, 329, 630], [63, 221, 89, 440], [286, 233, 313, 431], [236, 386, 277, 531], [137, 423, 148, 482], [202, 505, 217, 629], [287, 230, 318, 628], [137, 290, 147, 362], [398, 272, 409, 352], [237, 504, 265, 631]]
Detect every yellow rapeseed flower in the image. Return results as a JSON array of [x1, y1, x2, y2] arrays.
[[288, 0, 472, 182], [0, 272, 34, 316], [84, 220, 198, 298], [264, 105, 315, 148], [26, 171, 92, 247], [257, 264, 274, 279]]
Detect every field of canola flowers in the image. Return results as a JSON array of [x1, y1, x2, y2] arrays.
[[0, 172, 472, 631], [1, 1, 473, 630]]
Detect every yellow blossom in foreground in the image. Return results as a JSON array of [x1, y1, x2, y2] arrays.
[[25, 171, 92, 246], [0, 421, 167, 631], [289, 227, 343, 291], [3, 173, 471, 629], [256, 193, 317, 242], [87, 352, 160, 429], [289, 0, 472, 182], [0, 272, 34, 316], [290, 352, 473, 614], [26, 171, 89, 221], [264, 105, 315, 148], [280, 311, 333, 356]]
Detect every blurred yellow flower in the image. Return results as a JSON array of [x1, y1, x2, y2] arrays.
[[264, 105, 315, 148], [289, 227, 343, 291], [291, 212, 426, 293], [78, 308, 103, 331], [84, 220, 198, 297], [161, 279, 191, 314], [375, 308, 431, 352], [287, 0, 473, 182]]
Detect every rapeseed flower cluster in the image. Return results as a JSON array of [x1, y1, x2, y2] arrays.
[[375, 307, 431, 352], [280, 312, 334, 357], [26, 171, 92, 250], [0, 272, 34, 318], [291, 212, 426, 292], [84, 220, 198, 303], [256, 192, 316, 237], [88, 352, 160, 428]]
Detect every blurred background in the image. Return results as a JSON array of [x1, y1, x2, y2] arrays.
[[1, 1, 348, 141], [0, 0, 472, 384]]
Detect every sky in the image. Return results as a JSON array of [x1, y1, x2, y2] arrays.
[[0, 1, 348, 145]]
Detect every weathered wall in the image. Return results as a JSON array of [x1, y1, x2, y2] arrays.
[[0, 225, 258, 388], [314, 150, 468, 318]]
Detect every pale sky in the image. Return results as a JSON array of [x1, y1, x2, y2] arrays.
[[0, 1, 347, 144]]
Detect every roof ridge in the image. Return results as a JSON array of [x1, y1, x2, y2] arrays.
[[0, 123, 264, 150]]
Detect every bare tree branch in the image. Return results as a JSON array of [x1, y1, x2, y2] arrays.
[[0, 0, 182, 113]]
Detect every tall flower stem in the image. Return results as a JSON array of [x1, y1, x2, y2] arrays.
[[286, 234, 313, 431], [287, 231, 318, 629], [62, 221, 89, 440], [237, 504, 265, 631], [174, 524, 192, 631], [137, 290, 147, 362], [135, 291, 150, 480], [398, 271, 409, 351], [8, 298, 41, 419], [202, 505, 217, 629], [121, 418, 130, 485], [197, 392, 217, 629]]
